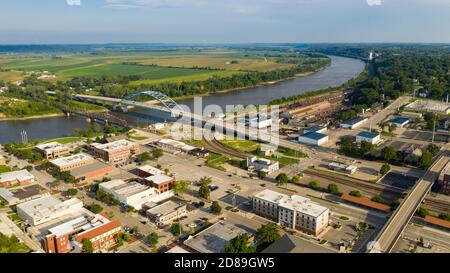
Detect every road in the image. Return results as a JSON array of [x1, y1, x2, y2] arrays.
[[369, 150, 450, 253], [0, 213, 44, 252]]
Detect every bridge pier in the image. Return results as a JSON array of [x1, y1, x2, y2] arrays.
[[65, 112, 71, 117], [86, 117, 91, 123]]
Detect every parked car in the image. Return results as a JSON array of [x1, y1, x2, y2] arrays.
[[187, 223, 197, 228]]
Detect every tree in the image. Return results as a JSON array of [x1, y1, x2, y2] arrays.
[[381, 147, 397, 162], [25, 165, 33, 172], [388, 124, 397, 134], [171, 222, 182, 236], [82, 238, 93, 253], [114, 233, 123, 248], [419, 151, 433, 168], [0, 233, 30, 253], [199, 184, 210, 199], [210, 201, 222, 215], [147, 232, 159, 246], [199, 176, 212, 185], [290, 175, 300, 184], [66, 188, 78, 196], [89, 204, 103, 214], [257, 170, 266, 179], [151, 148, 163, 159], [256, 223, 280, 246], [308, 181, 320, 190], [417, 207, 429, 218], [224, 233, 256, 253], [380, 163, 391, 175], [371, 196, 385, 203], [327, 183, 340, 195], [275, 173, 289, 186], [349, 190, 362, 197], [391, 200, 400, 209], [427, 143, 439, 156], [136, 152, 151, 162], [172, 180, 189, 196]]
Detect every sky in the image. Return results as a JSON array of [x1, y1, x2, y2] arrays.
[[0, 0, 450, 44]]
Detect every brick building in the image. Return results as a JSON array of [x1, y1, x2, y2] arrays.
[[0, 170, 35, 187], [42, 214, 122, 253], [50, 153, 96, 172], [90, 140, 140, 163], [35, 142, 70, 160]]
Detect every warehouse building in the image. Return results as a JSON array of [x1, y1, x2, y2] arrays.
[[34, 142, 70, 160], [356, 131, 381, 145], [303, 125, 327, 134], [50, 153, 96, 172], [387, 117, 410, 128], [340, 116, 368, 129], [99, 179, 173, 210], [252, 189, 329, 236], [50, 153, 112, 180], [16, 196, 84, 226], [298, 132, 329, 146], [0, 169, 35, 187]]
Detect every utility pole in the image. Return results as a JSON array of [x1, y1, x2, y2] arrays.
[[432, 116, 437, 143]]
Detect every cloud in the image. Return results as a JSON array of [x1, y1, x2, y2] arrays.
[[67, 0, 81, 6], [366, 0, 382, 6]]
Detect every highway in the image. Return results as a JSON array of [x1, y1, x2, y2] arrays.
[[368, 150, 450, 253]]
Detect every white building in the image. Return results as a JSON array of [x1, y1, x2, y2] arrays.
[[328, 162, 358, 175], [16, 196, 84, 226], [99, 179, 173, 210], [252, 189, 329, 236], [246, 157, 279, 174], [387, 117, 410, 128], [340, 116, 368, 129], [249, 117, 272, 129], [34, 142, 70, 160], [356, 131, 381, 145], [298, 132, 329, 146]]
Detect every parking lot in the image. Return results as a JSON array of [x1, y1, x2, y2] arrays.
[[402, 130, 450, 143], [378, 172, 419, 190]]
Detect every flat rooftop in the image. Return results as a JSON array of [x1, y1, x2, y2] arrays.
[[158, 138, 186, 148], [357, 131, 380, 139], [100, 179, 152, 197], [341, 194, 390, 212], [0, 169, 34, 182], [51, 153, 94, 167], [35, 142, 67, 151], [184, 221, 249, 253], [342, 116, 367, 125], [146, 174, 174, 185], [263, 234, 335, 253], [254, 189, 328, 217], [138, 165, 163, 176], [389, 117, 410, 124], [17, 196, 83, 221], [47, 214, 110, 237], [70, 161, 111, 178], [146, 200, 185, 217], [406, 99, 450, 113], [300, 131, 328, 140], [92, 139, 136, 152]]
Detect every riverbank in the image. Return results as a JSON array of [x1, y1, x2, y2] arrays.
[[0, 109, 108, 122]]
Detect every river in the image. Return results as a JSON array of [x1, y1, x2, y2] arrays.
[[0, 56, 365, 144]]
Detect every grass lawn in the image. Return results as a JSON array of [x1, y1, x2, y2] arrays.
[[0, 71, 24, 82], [0, 165, 12, 173], [128, 135, 148, 141], [218, 138, 260, 153], [205, 153, 228, 172], [39, 137, 85, 145]]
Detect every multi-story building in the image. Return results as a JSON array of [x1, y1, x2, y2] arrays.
[[0, 169, 35, 187], [246, 157, 279, 174], [50, 153, 96, 172], [146, 200, 187, 226], [138, 165, 175, 193], [90, 140, 140, 163], [35, 142, 70, 160], [442, 163, 450, 195], [16, 196, 84, 226], [99, 179, 173, 209], [42, 214, 122, 253], [252, 189, 329, 236]]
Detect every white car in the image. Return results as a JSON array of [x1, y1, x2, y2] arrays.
[[187, 223, 197, 228]]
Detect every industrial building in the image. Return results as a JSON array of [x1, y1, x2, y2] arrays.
[[34, 142, 70, 160], [356, 131, 381, 145], [42, 214, 122, 253], [90, 140, 140, 163], [0, 169, 35, 187], [252, 189, 330, 236], [298, 131, 329, 146], [99, 179, 173, 210], [340, 116, 368, 129], [16, 196, 84, 226], [387, 117, 410, 128], [246, 157, 279, 174], [146, 200, 188, 226]]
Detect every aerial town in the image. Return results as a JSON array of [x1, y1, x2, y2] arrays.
[[0, 1, 450, 267]]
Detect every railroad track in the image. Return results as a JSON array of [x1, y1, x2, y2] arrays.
[[304, 168, 450, 213], [202, 136, 248, 160]]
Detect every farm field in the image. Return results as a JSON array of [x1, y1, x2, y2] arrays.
[[0, 49, 298, 84]]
